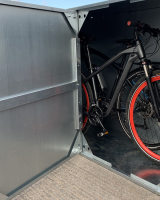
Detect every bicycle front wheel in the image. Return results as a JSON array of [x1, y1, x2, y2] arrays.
[[126, 70, 160, 163]]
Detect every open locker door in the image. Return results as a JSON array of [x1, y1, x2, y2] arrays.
[[0, 1, 82, 196]]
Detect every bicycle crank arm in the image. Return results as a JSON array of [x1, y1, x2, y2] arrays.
[[96, 117, 109, 137]]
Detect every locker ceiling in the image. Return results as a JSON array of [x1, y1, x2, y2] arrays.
[[69, 0, 153, 11], [68, 0, 160, 33]]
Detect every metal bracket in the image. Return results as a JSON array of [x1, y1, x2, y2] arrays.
[[82, 135, 92, 154], [130, 174, 160, 193], [71, 38, 82, 130], [78, 3, 109, 32], [70, 130, 82, 156], [66, 3, 109, 33], [78, 10, 89, 32], [82, 134, 112, 167], [130, 0, 145, 3], [80, 4, 109, 11], [83, 151, 112, 168], [64, 12, 78, 34]]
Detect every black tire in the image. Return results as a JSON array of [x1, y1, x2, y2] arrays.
[[81, 72, 94, 134], [117, 68, 145, 139], [126, 70, 160, 163]]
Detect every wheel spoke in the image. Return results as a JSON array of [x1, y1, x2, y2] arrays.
[[129, 74, 160, 161]]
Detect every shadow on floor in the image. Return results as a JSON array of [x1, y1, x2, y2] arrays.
[[85, 125, 160, 185]]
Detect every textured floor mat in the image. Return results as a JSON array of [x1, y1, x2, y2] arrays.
[[12, 154, 160, 200]]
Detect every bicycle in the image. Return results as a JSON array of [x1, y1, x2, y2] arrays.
[[80, 33, 160, 141], [81, 21, 160, 163]]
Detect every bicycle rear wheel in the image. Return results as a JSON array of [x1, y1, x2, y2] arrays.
[[81, 72, 94, 134], [126, 70, 160, 163], [117, 68, 144, 139]]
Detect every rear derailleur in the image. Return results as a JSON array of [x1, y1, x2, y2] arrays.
[[88, 104, 108, 137]]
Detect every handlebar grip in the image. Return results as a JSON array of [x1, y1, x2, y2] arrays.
[[127, 21, 140, 28]]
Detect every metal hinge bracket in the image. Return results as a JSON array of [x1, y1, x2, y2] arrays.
[[78, 10, 89, 32], [64, 12, 78, 34]]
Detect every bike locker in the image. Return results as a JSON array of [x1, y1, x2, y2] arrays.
[[1, 0, 160, 199], [74, 0, 160, 197]]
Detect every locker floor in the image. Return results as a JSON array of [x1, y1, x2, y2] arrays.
[[11, 154, 160, 200], [85, 126, 160, 186]]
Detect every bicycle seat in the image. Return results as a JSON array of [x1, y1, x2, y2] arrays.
[[116, 39, 136, 46]]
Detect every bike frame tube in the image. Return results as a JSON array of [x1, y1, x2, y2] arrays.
[[82, 31, 160, 122], [83, 46, 137, 83], [89, 47, 120, 71], [86, 45, 99, 106], [105, 53, 138, 117], [110, 54, 127, 99], [83, 46, 139, 117]]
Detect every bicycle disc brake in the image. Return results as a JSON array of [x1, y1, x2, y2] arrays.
[[88, 104, 103, 126]]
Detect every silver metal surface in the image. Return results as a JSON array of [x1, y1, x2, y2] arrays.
[[0, 4, 80, 195], [0, 82, 77, 112], [72, 38, 82, 130], [130, 174, 160, 192], [0, 5, 76, 97], [0, 0, 76, 13], [69, 0, 126, 11], [82, 135, 112, 167], [78, 11, 89, 31], [82, 135, 92, 154], [143, 64, 149, 77], [1, 91, 78, 195], [130, 0, 145, 3], [70, 130, 82, 156], [64, 12, 78, 34], [80, 4, 109, 11], [82, 153, 160, 196], [76, 38, 82, 128], [82, 151, 112, 167], [6, 154, 78, 200]]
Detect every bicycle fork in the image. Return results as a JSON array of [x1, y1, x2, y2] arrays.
[[143, 61, 160, 122]]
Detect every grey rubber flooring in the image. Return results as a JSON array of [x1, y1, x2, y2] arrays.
[[12, 154, 160, 200]]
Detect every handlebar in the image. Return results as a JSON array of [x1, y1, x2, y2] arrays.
[[127, 21, 160, 37], [127, 21, 141, 28]]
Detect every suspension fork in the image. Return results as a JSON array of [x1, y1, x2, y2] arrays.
[[86, 45, 99, 106], [142, 61, 160, 121]]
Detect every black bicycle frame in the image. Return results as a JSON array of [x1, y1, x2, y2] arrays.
[[83, 32, 160, 121], [83, 46, 139, 117]]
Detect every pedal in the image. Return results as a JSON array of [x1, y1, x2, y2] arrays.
[[97, 131, 109, 137]]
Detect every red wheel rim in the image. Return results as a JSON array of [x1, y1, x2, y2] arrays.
[[129, 76, 160, 160], [136, 169, 160, 179], [82, 83, 90, 129]]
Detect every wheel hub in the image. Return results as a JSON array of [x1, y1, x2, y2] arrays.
[[138, 102, 154, 119]]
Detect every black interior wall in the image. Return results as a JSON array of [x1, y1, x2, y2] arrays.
[[81, 0, 160, 133]]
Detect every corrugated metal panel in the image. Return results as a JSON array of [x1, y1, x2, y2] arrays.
[[68, 0, 127, 11], [0, 4, 79, 195], [0, 0, 76, 13]]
